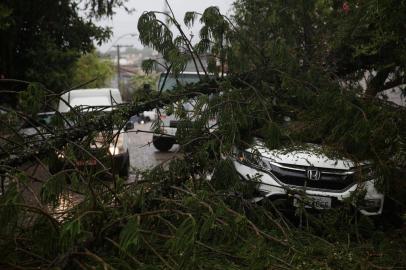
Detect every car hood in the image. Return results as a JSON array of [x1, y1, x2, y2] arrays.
[[20, 127, 52, 137], [247, 142, 356, 170]]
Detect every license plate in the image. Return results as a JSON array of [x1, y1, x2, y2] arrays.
[[161, 127, 177, 136], [76, 159, 97, 166], [293, 195, 332, 209]]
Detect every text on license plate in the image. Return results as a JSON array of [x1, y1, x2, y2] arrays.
[[76, 159, 97, 166], [293, 195, 332, 209]]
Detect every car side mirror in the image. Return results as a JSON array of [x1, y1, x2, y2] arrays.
[[124, 122, 134, 131]]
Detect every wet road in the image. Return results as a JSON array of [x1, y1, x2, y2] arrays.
[[4, 122, 180, 209], [14, 122, 179, 185], [127, 122, 180, 172]]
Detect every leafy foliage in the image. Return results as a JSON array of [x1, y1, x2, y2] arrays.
[[328, 0, 406, 96], [1, 158, 405, 269], [231, 0, 406, 96], [130, 73, 159, 100], [0, 0, 405, 269], [72, 50, 114, 88], [0, 3, 11, 30], [81, 0, 130, 18], [0, 0, 114, 91]]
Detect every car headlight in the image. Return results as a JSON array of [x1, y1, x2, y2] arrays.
[[56, 150, 65, 159], [109, 134, 125, 155], [237, 150, 272, 171], [354, 165, 376, 182]]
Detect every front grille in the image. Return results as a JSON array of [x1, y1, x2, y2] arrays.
[[269, 163, 355, 191], [169, 120, 193, 128]]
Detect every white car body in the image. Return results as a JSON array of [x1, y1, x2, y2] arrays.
[[56, 88, 130, 177], [58, 88, 123, 113], [58, 88, 128, 147], [234, 141, 384, 215], [142, 110, 157, 121], [152, 72, 210, 151]]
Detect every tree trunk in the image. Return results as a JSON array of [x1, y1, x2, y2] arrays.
[[365, 69, 390, 97], [302, 0, 312, 70]]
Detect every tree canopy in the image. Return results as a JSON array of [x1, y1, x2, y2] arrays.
[[0, 0, 405, 269], [0, 0, 124, 91], [71, 50, 114, 88]]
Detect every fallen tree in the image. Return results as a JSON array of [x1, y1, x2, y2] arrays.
[[0, 0, 405, 269]]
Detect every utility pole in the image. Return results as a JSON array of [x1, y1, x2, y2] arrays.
[[113, 44, 132, 91]]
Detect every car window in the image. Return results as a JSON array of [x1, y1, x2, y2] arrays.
[[158, 73, 201, 92], [21, 113, 55, 128]]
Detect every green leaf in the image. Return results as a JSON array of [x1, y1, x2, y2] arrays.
[[184, 11, 197, 28]]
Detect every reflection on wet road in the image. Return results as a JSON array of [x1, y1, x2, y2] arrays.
[[127, 122, 180, 171], [13, 122, 180, 211]]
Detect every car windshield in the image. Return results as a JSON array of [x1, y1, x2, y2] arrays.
[[158, 73, 201, 92], [69, 97, 114, 112], [21, 113, 55, 129]]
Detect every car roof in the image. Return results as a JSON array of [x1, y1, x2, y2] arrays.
[[58, 88, 123, 113]]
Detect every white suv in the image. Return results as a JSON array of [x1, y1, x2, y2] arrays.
[[152, 72, 205, 151], [234, 140, 384, 215]]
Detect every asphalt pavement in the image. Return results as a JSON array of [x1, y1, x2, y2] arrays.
[[127, 122, 180, 172], [18, 122, 179, 182], [3, 122, 179, 209]]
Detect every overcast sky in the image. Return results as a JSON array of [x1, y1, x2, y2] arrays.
[[96, 0, 235, 53]]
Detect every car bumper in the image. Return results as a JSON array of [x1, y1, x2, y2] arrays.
[[233, 160, 384, 216], [53, 150, 129, 177], [159, 126, 177, 137], [111, 151, 129, 174], [153, 126, 177, 143]]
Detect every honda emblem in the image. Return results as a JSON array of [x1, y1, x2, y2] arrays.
[[306, 168, 321, 180]]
